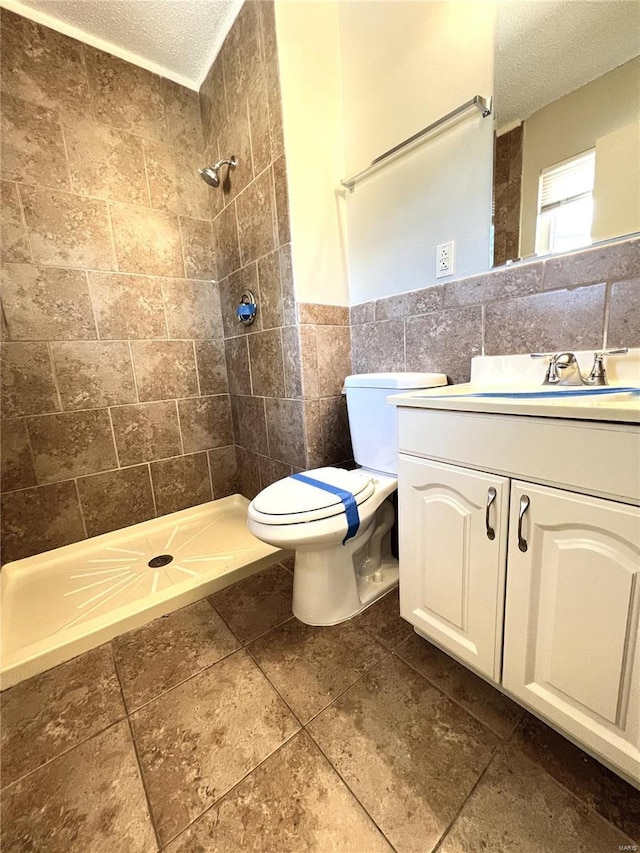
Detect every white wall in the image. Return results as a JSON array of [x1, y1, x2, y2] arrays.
[[275, 0, 495, 307], [338, 1, 495, 304], [275, 0, 349, 306]]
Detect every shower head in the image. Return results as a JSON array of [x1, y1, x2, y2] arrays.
[[198, 156, 237, 188]]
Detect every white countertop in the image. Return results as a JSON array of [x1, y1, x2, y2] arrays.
[[388, 383, 640, 424], [388, 349, 640, 424]]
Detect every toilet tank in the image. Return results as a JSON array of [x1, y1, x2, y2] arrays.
[[344, 372, 447, 475]]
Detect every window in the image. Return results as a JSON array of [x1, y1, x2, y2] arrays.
[[535, 149, 596, 256]]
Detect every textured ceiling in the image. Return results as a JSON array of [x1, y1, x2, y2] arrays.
[[0, 0, 242, 89], [496, 0, 640, 129]]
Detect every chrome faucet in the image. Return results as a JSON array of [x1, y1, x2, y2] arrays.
[[531, 348, 628, 386]]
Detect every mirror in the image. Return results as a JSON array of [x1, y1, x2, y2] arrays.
[[492, 1, 640, 267]]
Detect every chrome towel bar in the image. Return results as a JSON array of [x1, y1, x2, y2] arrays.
[[340, 94, 492, 192]]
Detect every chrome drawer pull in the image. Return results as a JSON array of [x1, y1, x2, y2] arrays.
[[485, 487, 497, 540], [518, 495, 530, 552]]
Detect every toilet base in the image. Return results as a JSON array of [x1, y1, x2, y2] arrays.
[[292, 553, 399, 626], [291, 499, 399, 625]]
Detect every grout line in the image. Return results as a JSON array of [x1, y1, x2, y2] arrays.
[[56, 117, 75, 193], [108, 644, 164, 851], [246, 93, 256, 180], [205, 448, 214, 499], [503, 722, 640, 842], [140, 138, 153, 209], [104, 201, 120, 272], [72, 477, 89, 538], [243, 642, 305, 725], [123, 644, 244, 717], [392, 643, 517, 741], [106, 407, 121, 468], [127, 341, 141, 405], [1, 391, 230, 424], [191, 340, 202, 397], [175, 399, 186, 456], [305, 724, 399, 853], [176, 213, 190, 281], [0, 447, 233, 497], [14, 184, 38, 266], [602, 281, 611, 348], [84, 271, 102, 341], [147, 462, 158, 517], [19, 416, 39, 487], [431, 750, 498, 853], [159, 727, 302, 850], [0, 714, 127, 794], [46, 341, 64, 413]]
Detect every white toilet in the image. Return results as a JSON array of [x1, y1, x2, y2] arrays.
[[247, 372, 447, 625]]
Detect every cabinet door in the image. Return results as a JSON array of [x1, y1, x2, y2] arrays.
[[503, 481, 640, 783], [398, 456, 509, 681]]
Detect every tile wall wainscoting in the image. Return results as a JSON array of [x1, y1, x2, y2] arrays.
[[0, 8, 233, 563], [350, 237, 640, 383], [201, 3, 352, 500]]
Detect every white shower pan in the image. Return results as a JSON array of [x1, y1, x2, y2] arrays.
[[1, 495, 287, 689]]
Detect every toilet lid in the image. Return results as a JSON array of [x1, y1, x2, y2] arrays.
[[250, 467, 375, 525]]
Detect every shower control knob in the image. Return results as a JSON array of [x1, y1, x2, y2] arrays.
[[237, 290, 257, 326]]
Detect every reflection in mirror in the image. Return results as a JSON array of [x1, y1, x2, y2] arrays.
[[492, 1, 640, 267]]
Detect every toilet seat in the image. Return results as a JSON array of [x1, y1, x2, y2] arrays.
[[250, 467, 375, 526]]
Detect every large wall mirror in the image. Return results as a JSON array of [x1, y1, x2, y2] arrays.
[[492, 1, 640, 267]]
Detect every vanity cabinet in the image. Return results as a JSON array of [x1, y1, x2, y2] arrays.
[[502, 481, 640, 783], [398, 458, 509, 681], [396, 406, 640, 785]]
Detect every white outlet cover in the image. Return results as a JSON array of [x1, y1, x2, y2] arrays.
[[436, 241, 455, 278]]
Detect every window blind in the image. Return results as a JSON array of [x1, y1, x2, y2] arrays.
[[539, 150, 596, 213]]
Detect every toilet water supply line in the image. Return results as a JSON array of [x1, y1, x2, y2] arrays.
[[290, 473, 360, 545]]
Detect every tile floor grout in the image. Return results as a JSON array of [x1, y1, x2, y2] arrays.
[[0, 715, 126, 794], [430, 750, 499, 853], [3, 568, 637, 851], [157, 728, 304, 851], [109, 643, 164, 851], [390, 642, 526, 741], [302, 728, 400, 853]]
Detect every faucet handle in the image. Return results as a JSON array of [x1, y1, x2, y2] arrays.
[[530, 352, 562, 384], [594, 347, 629, 357], [586, 347, 628, 386]]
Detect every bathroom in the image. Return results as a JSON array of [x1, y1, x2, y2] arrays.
[[1, 0, 639, 849]]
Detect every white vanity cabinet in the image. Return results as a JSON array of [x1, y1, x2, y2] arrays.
[[398, 457, 509, 681], [395, 404, 640, 786], [502, 481, 640, 783]]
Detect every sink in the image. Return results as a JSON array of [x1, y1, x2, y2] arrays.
[[387, 349, 640, 424]]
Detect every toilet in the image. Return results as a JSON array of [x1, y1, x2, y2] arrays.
[[247, 372, 447, 625]]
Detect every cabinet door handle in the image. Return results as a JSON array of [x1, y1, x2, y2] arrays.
[[485, 487, 497, 540], [517, 495, 530, 552]]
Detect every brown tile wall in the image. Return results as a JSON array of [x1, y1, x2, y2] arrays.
[[0, 9, 235, 563], [351, 237, 640, 384], [202, 2, 352, 500], [493, 124, 523, 267]]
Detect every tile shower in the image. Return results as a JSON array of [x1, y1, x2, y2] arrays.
[[0, 2, 351, 569]]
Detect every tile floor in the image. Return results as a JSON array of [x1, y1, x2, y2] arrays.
[[1, 561, 639, 852]]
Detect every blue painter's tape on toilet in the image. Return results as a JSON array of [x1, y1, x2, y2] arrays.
[[290, 473, 360, 544]]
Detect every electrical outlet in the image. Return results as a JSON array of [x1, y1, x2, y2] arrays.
[[436, 241, 455, 278]]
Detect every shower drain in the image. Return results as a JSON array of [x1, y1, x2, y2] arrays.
[[147, 554, 174, 568]]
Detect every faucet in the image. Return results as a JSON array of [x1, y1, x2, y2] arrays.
[[531, 349, 628, 386]]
